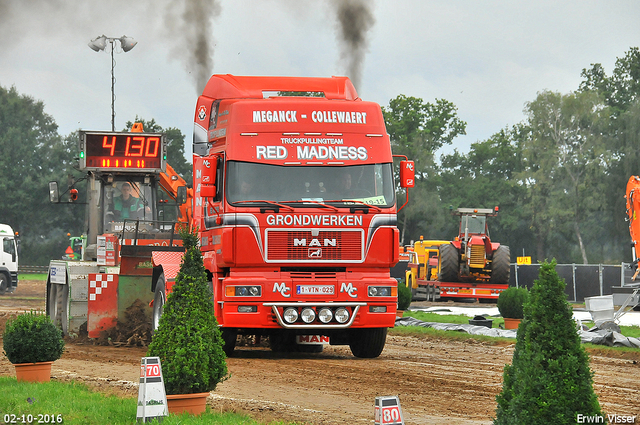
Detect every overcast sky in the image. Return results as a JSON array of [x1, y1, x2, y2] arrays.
[[2, 0, 639, 159]]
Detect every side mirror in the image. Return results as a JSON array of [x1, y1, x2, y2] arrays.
[[176, 186, 187, 205], [49, 181, 59, 203], [200, 184, 216, 198], [399, 160, 415, 188]]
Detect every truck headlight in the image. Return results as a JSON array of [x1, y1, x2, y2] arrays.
[[368, 286, 393, 297], [335, 307, 349, 324], [283, 307, 298, 324], [226, 285, 262, 297], [301, 307, 316, 323], [318, 307, 333, 323]]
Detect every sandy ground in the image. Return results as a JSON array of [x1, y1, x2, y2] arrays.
[[1, 279, 639, 424]]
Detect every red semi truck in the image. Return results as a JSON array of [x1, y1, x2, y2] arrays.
[[150, 75, 414, 358]]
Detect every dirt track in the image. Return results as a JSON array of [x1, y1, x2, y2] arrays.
[[1, 279, 639, 424]]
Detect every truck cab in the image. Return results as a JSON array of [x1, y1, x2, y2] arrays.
[[0, 224, 19, 294]]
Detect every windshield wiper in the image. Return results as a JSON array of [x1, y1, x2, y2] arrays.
[[280, 200, 340, 212], [231, 200, 294, 212]]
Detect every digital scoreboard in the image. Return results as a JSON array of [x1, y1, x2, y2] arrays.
[[79, 131, 166, 172]]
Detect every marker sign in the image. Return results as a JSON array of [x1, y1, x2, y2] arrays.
[[137, 357, 168, 423], [374, 396, 404, 425]]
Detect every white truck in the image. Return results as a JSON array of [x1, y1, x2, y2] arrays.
[[0, 224, 19, 294]]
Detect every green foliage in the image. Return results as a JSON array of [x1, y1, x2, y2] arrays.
[[497, 287, 529, 319], [3, 311, 64, 364], [147, 226, 228, 395], [397, 280, 412, 310], [0, 86, 84, 265], [494, 261, 601, 424]]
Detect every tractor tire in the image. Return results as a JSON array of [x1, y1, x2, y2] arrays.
[[490, 245, 511, 284], [438, 244, 459, 282], [349, 327, 387, 358], [47, 282, 69, 335], [152, 273, 166, 333]]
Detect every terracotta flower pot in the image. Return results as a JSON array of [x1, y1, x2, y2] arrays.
[[14, 361, 54, 383], [396, 310, 404, 318], [166, 392, 210, 415], [503, 318, 522, 330]]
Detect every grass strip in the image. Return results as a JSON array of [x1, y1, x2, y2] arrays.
[[0, 377, 296, 425]]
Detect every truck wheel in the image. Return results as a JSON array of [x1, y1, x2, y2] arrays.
[[221, 329, 237, 357], [0, 273, 7, 295], [349, 327, 387, 358], [152, 273, 166, 332], [47, 283, 69, 335], [438, 244, 459, 282], [490, 245, 511, 284]]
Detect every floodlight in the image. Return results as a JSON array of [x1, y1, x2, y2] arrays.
[[88, 35, 107, 52], [119, 36, 137, 52]]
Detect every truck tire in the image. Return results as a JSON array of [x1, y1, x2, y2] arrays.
[[221, 329, 237, 357], [349, 327, 387, 358], [0, 273, 7, 295], [152, 273, 166, 332], [490, 245, 511, 284], [438, 244, 459, 282]]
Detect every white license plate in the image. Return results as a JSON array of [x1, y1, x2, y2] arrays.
[[296, 285, 335, 295]]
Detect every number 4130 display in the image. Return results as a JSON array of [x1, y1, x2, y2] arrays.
[[79, 131, 166, 172]]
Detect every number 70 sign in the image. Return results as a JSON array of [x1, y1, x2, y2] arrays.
[[374, 396, 404, 425]]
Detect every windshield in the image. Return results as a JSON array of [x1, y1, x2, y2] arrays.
[[462, 215, 487, 235], [226, 161, 395, 207], [103, 179, 155, 232]]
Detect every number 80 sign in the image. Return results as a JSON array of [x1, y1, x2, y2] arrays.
[[374, 396, 404, 425]]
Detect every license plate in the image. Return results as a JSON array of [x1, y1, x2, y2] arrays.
[[458, 288, 473, 294], [296, 285, 335, 295]]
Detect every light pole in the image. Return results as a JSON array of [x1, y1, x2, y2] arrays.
[[88, 35, 137, 131]]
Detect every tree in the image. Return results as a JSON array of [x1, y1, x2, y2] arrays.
[[439, 125, 530, 257], [520, 90, 610, 263], [147, 226, 228, 395], [0, 85, 82, 265], [495, 260, 601, 424], [382, 95, 466, 243]]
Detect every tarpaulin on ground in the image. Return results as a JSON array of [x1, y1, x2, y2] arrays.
[[394, 316, 640, 348]]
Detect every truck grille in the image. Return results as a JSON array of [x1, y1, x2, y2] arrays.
[[469, 244, 486, 268], [266, 230, 362, 262]]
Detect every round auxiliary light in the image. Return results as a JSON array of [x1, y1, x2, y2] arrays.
[[249, 286, 260, 296], [318, 307, 333, 324], [335, 307, 349, 324], [283, 307, 298, 324], [368, 286, 378, 296], [301, 307, 316, 323]]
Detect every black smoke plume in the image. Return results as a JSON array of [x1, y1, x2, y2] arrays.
[[164, 0, 222, 94], [332, 0, 376, 91]]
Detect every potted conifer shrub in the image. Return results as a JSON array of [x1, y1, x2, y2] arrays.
[[147, 227, 228, 415], [494, 260, 601, 423], [497, 287, 529, 329], [3, 311, 65, 382], [397, 280, 412, 317]]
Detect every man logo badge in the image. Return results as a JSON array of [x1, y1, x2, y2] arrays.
[[308, 248, 322, 258]]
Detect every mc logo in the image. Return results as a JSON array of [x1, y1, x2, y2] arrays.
[[273, 282, 291, 298], [340, 282, 357, 298]]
